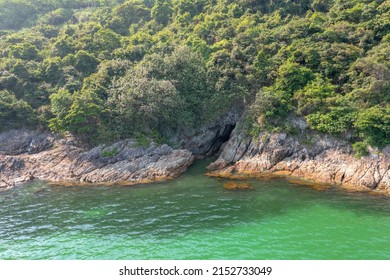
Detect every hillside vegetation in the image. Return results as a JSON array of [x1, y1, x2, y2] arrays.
[[0, 0, 389, 150]]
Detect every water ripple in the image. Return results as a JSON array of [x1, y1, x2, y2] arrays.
[[1, 161, 389, 259]]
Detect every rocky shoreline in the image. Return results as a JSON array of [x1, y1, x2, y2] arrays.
[[0, 130, 194, 190], [1, 128, 389, 195], [207, 130, 390, 195]]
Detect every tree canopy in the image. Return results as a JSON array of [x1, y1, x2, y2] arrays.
[[0, 0, 389, 148]]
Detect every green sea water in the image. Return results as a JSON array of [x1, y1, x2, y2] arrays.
[[0, 160, 389, 260]]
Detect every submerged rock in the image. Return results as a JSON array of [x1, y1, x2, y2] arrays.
[[223, 181, 254, 190], [0, 131, 194, 189]]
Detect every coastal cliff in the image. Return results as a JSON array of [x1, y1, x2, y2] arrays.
[[0, 130, 194, 190], [208, 129, 390, 194]]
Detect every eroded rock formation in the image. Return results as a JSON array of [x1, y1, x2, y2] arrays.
[[208, 131, 390, 194], [0, 130, 194, 190]]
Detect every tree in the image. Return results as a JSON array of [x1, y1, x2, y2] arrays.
[[8, 42, 39, 60], [107, 46, 213, 135], [253, 50, 272, 85], [43, 57, 64, 84], [151, 0, 173, 25], [41, 8, 73, 25], [49, 88, 73, 132], [0, 89, 35, 130], [250, 88, 287, 127], [49, 88, 105, 139], [109, 74, 182, 135], [74, 50, 100, 76], [354, 105, 390, 147], [108, 0, 150, 34], [92, 28, 121, 54], [295, 76, 336, 115], [51, 35, 76, 57], [311, 0, 331, 12], [0, 0, 388, 148], [63, 90, 105, 137], [306, 106, 356, 134], [132, 46, 212, 125], [275, 60, 314, 94]]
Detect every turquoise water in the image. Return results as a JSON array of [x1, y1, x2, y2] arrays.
[[0, 160, 389, 260]]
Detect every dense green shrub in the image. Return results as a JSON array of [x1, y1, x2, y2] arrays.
[[0, 0, 388, 148], [354, 106, 390, 148], [0, 90, 35, 130], [352, 141, 369, 158]]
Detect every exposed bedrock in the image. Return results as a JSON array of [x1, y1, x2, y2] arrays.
[[0, 129, 55, 155], [0, 130, 194, 190], [176, 104, 242, 156], [0, 105, 242, 190], [208, 129, 390, 194]]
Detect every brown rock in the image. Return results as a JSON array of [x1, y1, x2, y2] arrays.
[[223, 181, 254, 190], [209, 131, 390, 195], [0, 131, 194, 189]]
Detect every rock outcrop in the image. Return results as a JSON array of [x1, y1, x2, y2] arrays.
[[0, 130, 194, 190], [208, 130, 390, 194], [0, 129, 55, 155], [175, 103, 243, 156]]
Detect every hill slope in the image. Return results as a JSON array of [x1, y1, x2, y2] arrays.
[[0, 0, 389, 155]]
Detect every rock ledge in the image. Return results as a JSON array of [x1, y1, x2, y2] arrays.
[[208, 131, 390, 194], [0, 130, 194, 190]]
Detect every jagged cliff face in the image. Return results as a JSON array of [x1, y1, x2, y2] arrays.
[[0, 130, 194, 190], [207, 128, 390, 194]]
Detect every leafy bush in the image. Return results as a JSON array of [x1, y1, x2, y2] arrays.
[[352, 141, 369, 158], [354, 106, 390, 148], [306, 106, 356, 134], [101, 147, 119, 157], [0, 90, 35, 130], [0, 0, 388, 150], [295, 76, 336, 115]]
